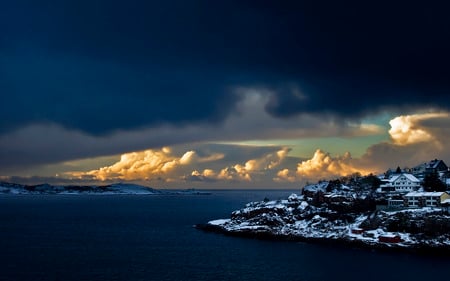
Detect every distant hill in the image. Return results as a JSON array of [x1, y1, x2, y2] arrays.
[[0, 182, 211, 195], [0, 182, 160, 195]]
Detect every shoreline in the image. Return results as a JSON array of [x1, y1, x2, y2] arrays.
[[195, 223, 450, 256], [195, 191, 450, 257]]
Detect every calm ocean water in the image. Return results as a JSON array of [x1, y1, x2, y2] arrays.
[[0, 190, 449, 281]]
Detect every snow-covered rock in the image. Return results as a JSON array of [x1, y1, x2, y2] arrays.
[[200, 192, 450, 253]]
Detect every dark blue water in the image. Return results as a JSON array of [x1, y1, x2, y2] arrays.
[[0, 190, 448, 281]]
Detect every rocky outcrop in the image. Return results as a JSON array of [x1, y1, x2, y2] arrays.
[[197, 193, 450, 255]]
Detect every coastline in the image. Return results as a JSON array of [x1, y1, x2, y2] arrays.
[[195, 223, 450, 256], [196, 193, 450, 256]]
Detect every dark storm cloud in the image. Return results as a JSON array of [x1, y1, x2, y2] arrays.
[[0, 93, 378, 171], [0, 51, 240, 135], [1, 1, 450, 135]]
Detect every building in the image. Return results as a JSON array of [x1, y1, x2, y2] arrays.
[[378, 234, 402, 243], [387, 199, 404, 209], [411, 159, 448, 179], [404, 191, 450, 208], [379, 173, 420, 193]]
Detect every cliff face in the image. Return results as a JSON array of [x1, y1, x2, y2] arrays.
[[202, 193, 450, 252]]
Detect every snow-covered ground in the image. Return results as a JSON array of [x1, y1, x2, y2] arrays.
[[206, 193, 450, 250]]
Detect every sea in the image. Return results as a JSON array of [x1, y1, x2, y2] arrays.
[[1, 190, 449, 281]]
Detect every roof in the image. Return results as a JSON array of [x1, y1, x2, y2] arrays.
[[389, 175, 400, 182], [387, 173, 420, 184], [402, 173, 420, 182], [404, 191, 446, 197], [415, 159, 448, 170], [428, 159, 445, 169], [414, 159, 447, 169], [380, 234, 400, 238]]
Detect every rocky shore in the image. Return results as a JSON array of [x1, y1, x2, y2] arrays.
[[197, 193, 450, 255]]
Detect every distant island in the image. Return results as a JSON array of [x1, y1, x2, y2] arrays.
[[0, 182, 211, 195], [197, 159, 450, 254]]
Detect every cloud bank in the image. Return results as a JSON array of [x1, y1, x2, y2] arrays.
[[68, 147, 224, 182], [188, 147, 290, 183], [359, 112, 450, 170], [0, 90, 383, 172], [5, 111, 450, 188], [388, 112, 449, 146]]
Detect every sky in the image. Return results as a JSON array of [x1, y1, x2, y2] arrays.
[[1, 1, 450, 188]]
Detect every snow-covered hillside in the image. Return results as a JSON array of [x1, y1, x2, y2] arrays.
[[199, 193, 450, 253]]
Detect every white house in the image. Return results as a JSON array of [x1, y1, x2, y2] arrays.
[[380, 173, 420, 193], [404, 191, 450, 208]]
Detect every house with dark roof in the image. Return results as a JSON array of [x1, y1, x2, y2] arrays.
[[411, 159, 448, 179]]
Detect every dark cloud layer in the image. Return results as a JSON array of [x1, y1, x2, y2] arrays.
[[1, 1, 450, 135]]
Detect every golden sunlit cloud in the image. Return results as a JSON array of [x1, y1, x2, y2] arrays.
[[218, 147, 290, 181], [191, 169, 216, 178], [67, 147, 224, 181], [189, 147, 290, 182], [388, 112, 449, 145], [59, 111, 450, 186], [296, 149, 368, 179], [274, 168, 296, 182]]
